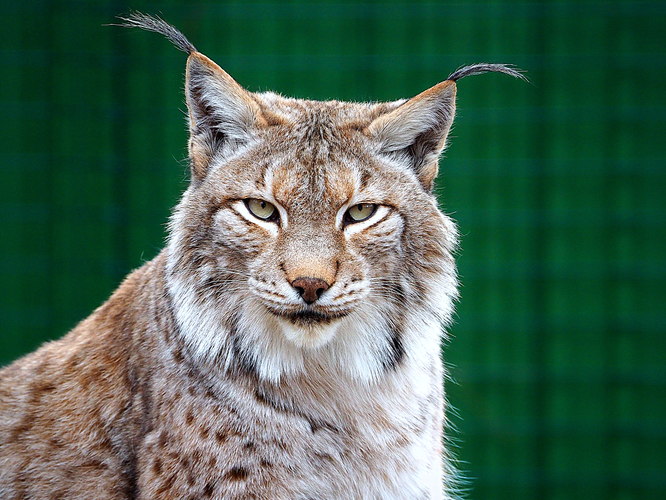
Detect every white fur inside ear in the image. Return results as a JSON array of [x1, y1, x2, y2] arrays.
[[367, 82, 456, 154], [186, 54, 260, 142]]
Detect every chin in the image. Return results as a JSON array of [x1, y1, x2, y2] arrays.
[[274, 313, 344, 349]]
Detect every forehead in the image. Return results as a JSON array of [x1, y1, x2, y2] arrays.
[[267, 132, 361, 210], [212, 98, 413, 209], [254, 96, 400, 209]]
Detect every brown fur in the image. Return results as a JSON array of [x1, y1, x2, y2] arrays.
[[1, 15, 523, 499]]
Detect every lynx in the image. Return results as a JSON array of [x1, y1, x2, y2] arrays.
[[0, 13, 524, 500]]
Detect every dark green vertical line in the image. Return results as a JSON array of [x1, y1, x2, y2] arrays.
[[110, 1, 130, 282], [614, 11, 640, 497], [363, 4, 378, 100], [45, 0, 56, 343], [531, 3, 548, 498], [602, 12, 615, 500]]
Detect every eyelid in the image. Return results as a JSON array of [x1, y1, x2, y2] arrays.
[[337, 198, 381, 228], [340, 204, 391, 234], [232, 196, 288, 226]]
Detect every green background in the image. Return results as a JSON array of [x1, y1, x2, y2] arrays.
[[1, 1, 664, 498]]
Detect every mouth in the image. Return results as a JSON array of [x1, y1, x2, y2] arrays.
[[265, 306, 351, 326]]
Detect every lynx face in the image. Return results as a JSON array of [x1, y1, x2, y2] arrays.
[[166, 64, 460, 383], [153, 35, 512, 383]]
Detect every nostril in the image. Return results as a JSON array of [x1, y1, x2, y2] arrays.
[[291, 277, 330, 304]]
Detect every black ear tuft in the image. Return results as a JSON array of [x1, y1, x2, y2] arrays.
[[114, 12, 197, 55], [447, 63, 528, 83]]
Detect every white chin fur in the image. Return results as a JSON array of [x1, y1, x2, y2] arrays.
[[275, 317, 342, 350]]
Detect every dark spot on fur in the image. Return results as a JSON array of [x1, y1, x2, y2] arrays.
[[260, 458, 272, 468], [381, 319, 406, 370], [314, 452, 336, 463], [81, 459, 107, 470], [244, 440, 255, 450], [390, 282, 407, 302], [80, 366, 102, 389], [200, 427, 210, 439], [203, 482, 215, 497], [215, 431, 228, 444], [230, 333, 260, 377], [157, 430, 169, 448], [172, 347, 184, 364], [308, 419, 341, 434], [225, 466, 249, 481], [49, 436, 64, 448], [152, 457, 163, 476], [34, 381, 57, 394], [66, 354, 82, 370], [98, 435, 115, 452], [185, 410, 194, 425]]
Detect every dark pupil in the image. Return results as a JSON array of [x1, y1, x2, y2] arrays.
[[260, 201, 267, 209]]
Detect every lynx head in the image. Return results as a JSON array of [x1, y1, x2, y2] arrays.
[[119, 14, 524, 383]]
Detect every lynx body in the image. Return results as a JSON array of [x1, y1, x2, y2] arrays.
[[0, 14, 523, 499]]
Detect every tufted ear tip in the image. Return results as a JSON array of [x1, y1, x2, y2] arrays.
[[367, 79, 457, 190], [184, 52, 265, 181], [367, 63, 524, 191]]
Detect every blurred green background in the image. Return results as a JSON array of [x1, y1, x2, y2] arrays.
[[1, 0, 664, 498]]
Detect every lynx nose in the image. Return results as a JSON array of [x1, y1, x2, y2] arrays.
[[291, 277, 330, 304]]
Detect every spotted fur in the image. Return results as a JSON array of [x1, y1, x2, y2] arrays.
[[0, 14, 523, 499]]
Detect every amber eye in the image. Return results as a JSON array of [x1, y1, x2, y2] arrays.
[[245, 199, 278, 222], [344, 203, 377, 224]]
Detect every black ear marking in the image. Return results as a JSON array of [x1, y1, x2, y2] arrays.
[[368, 63, 526, 191], [114, 13, 264, 183], [114, 12, 197, 54], [446, 63, 528, 82]]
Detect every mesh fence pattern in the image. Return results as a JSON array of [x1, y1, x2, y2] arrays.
[[1, 1, 664, 498]]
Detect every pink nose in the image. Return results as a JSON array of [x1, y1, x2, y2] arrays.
[[291, 277, 330, 304]]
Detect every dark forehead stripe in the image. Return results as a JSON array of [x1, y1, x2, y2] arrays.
[[359, 170, 372, 190], [270, 127, 347, 204]]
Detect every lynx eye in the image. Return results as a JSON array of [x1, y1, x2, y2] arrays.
[[244, 199, 278, 222], [344, 203, 377, 224]]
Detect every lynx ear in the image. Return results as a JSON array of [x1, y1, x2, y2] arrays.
[[114, 13, 270, 181], [185, 53, 264, 181], [367, 80, 456, 191]]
